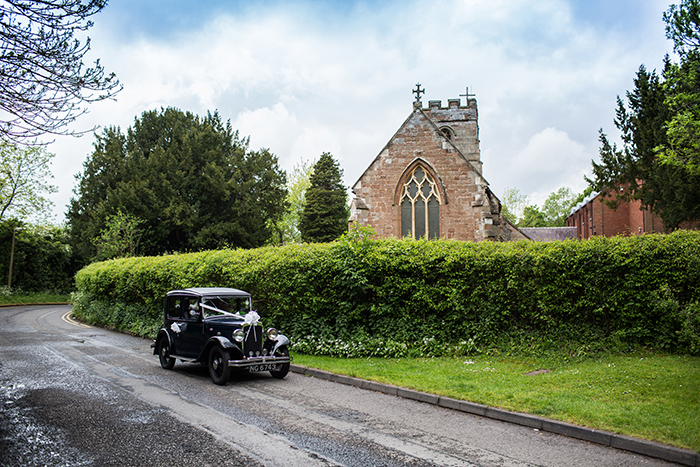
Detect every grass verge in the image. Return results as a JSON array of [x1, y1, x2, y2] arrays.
[[0, 291, 71, 305], [293, 352, 700, 452]]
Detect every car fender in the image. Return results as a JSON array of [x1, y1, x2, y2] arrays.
[[271, 334, 290, 355], [153, 329, 173, 356], [199, 336, 241, 363]]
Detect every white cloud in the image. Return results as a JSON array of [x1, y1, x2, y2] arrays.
[[40, 0, 673, 222], [505, 127, 591, 205]]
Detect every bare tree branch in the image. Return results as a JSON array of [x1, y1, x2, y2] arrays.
[[0, 0, 122, 143]]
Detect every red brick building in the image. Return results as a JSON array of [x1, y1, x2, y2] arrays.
[[566, 189, 665, 239], [350, 89, 507, 241]]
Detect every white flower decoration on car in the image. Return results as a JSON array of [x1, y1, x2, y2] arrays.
[[244, 311, 260, 326]]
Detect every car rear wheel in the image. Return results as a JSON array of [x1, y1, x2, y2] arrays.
[[157, 339, 176, 370], [209, 346, 231, 385], [270, 345, 290, 379]]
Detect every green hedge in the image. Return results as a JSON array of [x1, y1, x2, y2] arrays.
[[73, 230, 700, 356]]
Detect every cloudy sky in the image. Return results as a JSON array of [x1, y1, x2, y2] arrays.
[[44, 0, 674, 222]]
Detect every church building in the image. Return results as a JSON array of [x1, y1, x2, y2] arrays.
[[350, 85, 507, 241]]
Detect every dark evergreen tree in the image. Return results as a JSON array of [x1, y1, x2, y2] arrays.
[[299, 152, 349, 243], [588, 22, 700, 230], [68, 107, 287, 261]]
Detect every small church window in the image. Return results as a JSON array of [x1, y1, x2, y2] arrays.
[[440, 127, 452, 140], [400, 166, 440, 239]]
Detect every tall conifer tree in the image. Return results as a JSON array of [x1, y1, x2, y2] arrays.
[[299, 152, 349, 243]]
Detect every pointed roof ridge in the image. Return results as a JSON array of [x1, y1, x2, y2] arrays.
[[352, 105, 488, 191]]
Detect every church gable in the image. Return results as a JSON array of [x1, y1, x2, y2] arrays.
[[351, 88, 505, 242]]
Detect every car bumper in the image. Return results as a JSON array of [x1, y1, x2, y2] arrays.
[[228, 355, 292, 368]]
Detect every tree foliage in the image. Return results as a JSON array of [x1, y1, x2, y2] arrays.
[[588, 1, 700, 230], [500, 187, 530, 225], [501, 186, 579, 227], [92, 210, 143, 261], [0, 140, 57, 222], [541, 186, 578, 226], [299, 152, 349, 243], [68, 107, 287, 261], [268, 158, 313, 245], [0, 220, 77, 293], [0, 0, 121, 142]]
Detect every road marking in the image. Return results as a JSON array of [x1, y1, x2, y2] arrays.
[[61, 311, 91, 328]]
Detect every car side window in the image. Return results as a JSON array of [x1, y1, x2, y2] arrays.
[[186, 298, 200, 319], [167, 296, 182, 319]]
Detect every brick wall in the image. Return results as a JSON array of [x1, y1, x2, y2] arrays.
[[351, 100, 503, 241], [566, 191, 667, 239]]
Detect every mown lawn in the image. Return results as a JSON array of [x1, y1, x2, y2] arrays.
[[293, 352, 700, 452]]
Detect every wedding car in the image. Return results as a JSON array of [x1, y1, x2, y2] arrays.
[[152, 287, 291, 385]]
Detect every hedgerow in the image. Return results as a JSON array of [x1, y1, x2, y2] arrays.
[[72, 229, 700, 356]]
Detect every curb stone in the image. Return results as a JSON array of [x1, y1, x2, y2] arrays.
[[290, 364, 698, 467]]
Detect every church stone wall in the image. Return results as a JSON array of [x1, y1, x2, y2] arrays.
[[351, 98, 503, 242]]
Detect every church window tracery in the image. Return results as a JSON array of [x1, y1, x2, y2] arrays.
[[400, 165, 440, 239]]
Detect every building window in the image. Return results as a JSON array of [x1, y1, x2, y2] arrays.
[[440, 127, 453, 140], [400, 165, 440, 239]]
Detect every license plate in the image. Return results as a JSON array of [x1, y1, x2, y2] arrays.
[[248, 363, 278, 372]]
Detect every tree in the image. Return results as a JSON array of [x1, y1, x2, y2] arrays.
[[68, 107, 287, 261], [1, 220, 77, 293], [299, 152, 349, 243], [0, 140, 57, 222], [519, 205, 546, 227], [0, 0, 121, 142], [92, 210, 143, 261], [500, 187, 530, 225], [541, 186, 578, 226], [587, 1, 700, 230], [268, 158, 313, 245], [658, 0, 700, 176]]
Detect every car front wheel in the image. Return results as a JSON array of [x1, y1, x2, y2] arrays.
[[270, 345, 290, 379], [209, 346, 231, 385], [157, 338, 176, 370]]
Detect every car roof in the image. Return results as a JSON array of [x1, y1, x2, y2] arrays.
[[166, 287, 250, 297]]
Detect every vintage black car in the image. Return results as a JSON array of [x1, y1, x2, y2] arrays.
[[152, 287, 291, 385]]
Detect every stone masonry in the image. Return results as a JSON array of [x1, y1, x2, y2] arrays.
[[350, 91, 506, 242]]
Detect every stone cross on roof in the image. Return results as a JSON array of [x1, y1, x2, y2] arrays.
[[460, 86, 476, 104], [413, 83, 425, 103]]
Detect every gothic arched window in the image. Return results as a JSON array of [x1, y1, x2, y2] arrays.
[[400, 165, 440, 239]]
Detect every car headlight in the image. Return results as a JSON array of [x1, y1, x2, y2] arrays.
[[233, 329, 244, 342], [266, 327, 278, 340]]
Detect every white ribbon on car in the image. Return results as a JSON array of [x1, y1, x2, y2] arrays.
[[244, 311, 261, 342], [170, 322, 183, 334], [201, 303, 236, 316]]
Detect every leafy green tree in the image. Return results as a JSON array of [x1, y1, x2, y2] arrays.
[[0, 0, 121, 142], [588, 1, 700, 230], [658, 0, 700, 176], [268, 158, 313, 245], [299, 152, 349, 243], [1, 221, 76, 293], [68, 107, 287, 261], [500, 187, 530, 225], [92, 210, 143, 261], [542, 186, 578, 226], [0, 141, 57, 222], [520, 205, 546, 227]]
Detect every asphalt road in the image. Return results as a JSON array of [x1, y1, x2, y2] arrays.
[[0, 305, 683, 466]]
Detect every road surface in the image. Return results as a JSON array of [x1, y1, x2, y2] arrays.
[[0, 305, 681, 466]]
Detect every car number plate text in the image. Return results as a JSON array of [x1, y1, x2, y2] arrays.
[[249, 363, 278, 372]]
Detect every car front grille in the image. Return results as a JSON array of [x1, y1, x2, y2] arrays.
[[243, 324, 263, 357]]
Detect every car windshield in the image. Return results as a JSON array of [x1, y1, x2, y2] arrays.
[[201, 296, 251, 317]]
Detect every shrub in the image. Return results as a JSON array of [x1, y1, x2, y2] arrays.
[[74, 230, 700, 356]]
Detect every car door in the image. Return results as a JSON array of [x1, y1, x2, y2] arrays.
[[175, 296, 206, 357]]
